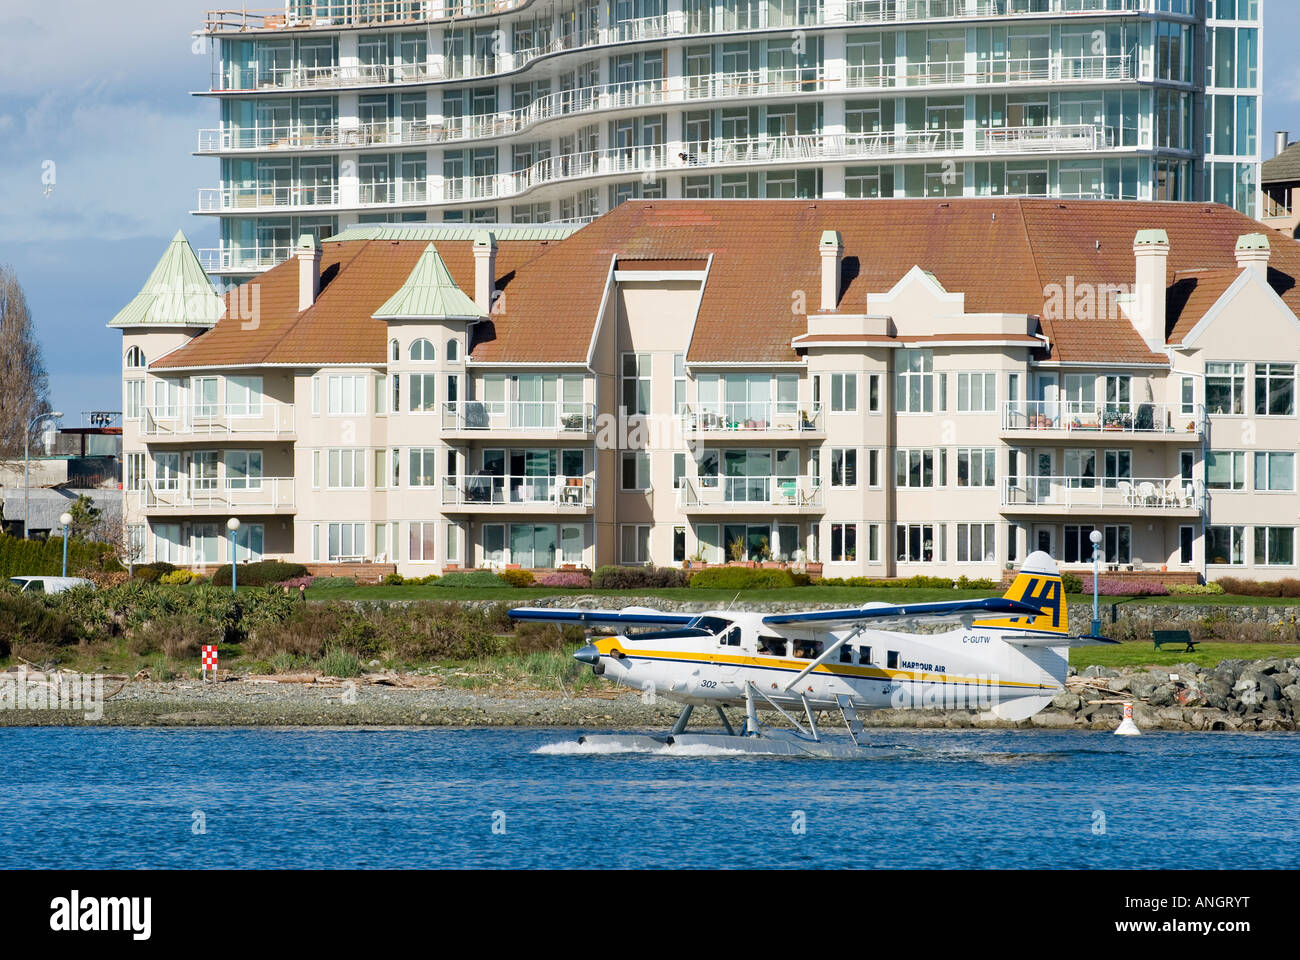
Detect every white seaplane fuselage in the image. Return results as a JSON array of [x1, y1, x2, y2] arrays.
[[585, 612, 1066, 716]]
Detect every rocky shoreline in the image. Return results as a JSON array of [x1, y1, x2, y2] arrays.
[[1, 656, 1297, 731]]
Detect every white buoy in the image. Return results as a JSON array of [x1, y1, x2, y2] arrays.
[[1115, 701, 1141, 736]]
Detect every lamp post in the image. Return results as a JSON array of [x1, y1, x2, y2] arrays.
[[59, 512, 72, 577], [1090, 529, 1104, 636], [227, 517, 241, 593], [23, 411, 63, 539]]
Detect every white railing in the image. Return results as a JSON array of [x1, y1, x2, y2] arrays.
[[845, 0, 1155, 25], [197, 183, 338, 212], [441, 401, 596, 433], [441, 474, 594, 508], [681, 403, 823, 433], [141, 403, 296, 438], [204, 2, 531, 34], [198, 246, 292, 273], [1001, 477, 1204, 512], [678, 477, 824, 510], [973, 123, 1106, 153], [1001, 401, 1205, 437], [886, 55, 1135, 89], [141, 477, 296, 512], [358, 179, 430, 205]]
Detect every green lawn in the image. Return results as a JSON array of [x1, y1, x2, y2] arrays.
[[1070, 641, 1300, 671]]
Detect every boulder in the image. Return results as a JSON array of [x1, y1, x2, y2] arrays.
[[1148, 683, 1178, 707], [1106, 677, 1131, 694], [1031, 712, 1076, 728], [1082, 665, 1120, 679], [1128, 674, 1160, 700], [1051, 692, 1082, 712], [1283, 684, 1300, 705]]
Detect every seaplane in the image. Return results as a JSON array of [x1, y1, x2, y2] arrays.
[[512, 552, 1116, 757]]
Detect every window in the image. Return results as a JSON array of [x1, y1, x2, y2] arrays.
[[695, 524, 722, 564], [390, 339, 400, 362], [896, 523, 944, 562], [957, 372, 996, 413], [1180, 375, 1196, 415], [192, 377, 218, 417], [409, 338, 435, 361], [866, 373, 882, 413], [866, 524, 880, 563], [956, 448, 995, 487], [152, 379, 180, 419], [409, 521, 438, 562], [125, 346, 146, 368], [327, 374, 366, 415], [408, 373, 437, 412], [1253, 451, 1295, 492], [895, 449, 945, 488], [408, 448, 437, 486], [375, 374, 388, 415], [1104, 524, 1131, 565], [447, 339, 460, 362], [1254, 363, 1295, 416], [1064, 449, 1097, 489], [327, 449, 365, 488], [1207, 525, 1245, 566], [192, 451, 218, 490], [233, 523, 264, 562], [830, 523, 857, 563], [1254, 527, 1295, 567], [830, 448, 857, 487], [446, 523, 461, 565], [673, 525, 686, 563], [1207, 450, 1246, 490], [1063, 524, 1097, 565], [225, 450, 263, 490], [1206, 361, 1246, 415], [895, 349, 934, 413], [312, 376, 320, 415], [125, 453, 146, 492], [621, 451, 650, 490], [228, 376, 263, 417], [192, 523, 220, 565], [673, 354, 686, 414], [153, 523, 183, 564], [830, 373, 858, 413], [1179, 525, 1194, 565], [957, 523, 996, 563], [622, 353, 650, 415], [483, 524, 506, 566], [620, 524, 651, 564], [866, 449, 881, 488], [673, 452, 686, 489], [1103, 449, 1132, 487], [125, 380, 145, 421], [327, 522, 366, 561]]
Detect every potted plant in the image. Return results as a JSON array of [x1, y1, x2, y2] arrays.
[[727, 537, 746, 564]]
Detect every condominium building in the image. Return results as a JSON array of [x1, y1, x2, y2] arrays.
[[115, 198, 1300, 582], [194, 0, 1263, 283]]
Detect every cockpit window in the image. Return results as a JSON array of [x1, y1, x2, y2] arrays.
[[720, 626, 742, 647], [690, 616, 733, 635]]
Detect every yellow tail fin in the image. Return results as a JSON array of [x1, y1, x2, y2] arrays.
[[974, 551, 1068, 634]]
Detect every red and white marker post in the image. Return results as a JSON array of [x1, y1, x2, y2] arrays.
[[202, 645, 219, 683]]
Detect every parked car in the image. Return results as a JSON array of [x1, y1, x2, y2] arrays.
[[7, 576, 96, 595]]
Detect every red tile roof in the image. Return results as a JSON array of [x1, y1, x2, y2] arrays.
[[151, 199, 1299, 371]]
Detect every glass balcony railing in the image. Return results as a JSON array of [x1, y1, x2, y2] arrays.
[[440, 474, 594, 508]]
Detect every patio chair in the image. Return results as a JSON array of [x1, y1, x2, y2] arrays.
[[1137, 481, 1158, 506], [1116, 480, 1135, 507]]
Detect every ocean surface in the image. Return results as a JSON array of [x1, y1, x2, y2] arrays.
[[1, 727, 1297, 869]]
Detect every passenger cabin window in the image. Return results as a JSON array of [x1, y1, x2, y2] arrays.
[[758, 636, 786, 656], [795, 639, 824, 659], [859, 646, 872, 665], [887, 650, 899, 669], [839, 645, 854, 663]]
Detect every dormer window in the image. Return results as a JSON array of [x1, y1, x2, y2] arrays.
[[409, 338, 435, 361]]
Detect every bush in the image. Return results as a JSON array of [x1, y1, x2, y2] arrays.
[[508, 621, 584, 654], [0, 591, 78, 656], [497, 569, 536, 588], [1097, 579, 1169, 597], [319, 647, 363, 678], [1216, 577, 1300, 598], [432, 570, 507, 588], [132, 562, 177, 583], [534, 571, 592, 589], [382, 573, 405, 586], [591, 566, 690, 589], [1170, 582, 1225, 596], [954, 576, 998, 591], [688, 567, 796, 590], [277, 576, 315, 592], [0, 532, 119, 581], [1061, 573, 1084, 595], [133, 615, 217, 660], [160, 570, 196, 585], [211, 561, 309, 588]]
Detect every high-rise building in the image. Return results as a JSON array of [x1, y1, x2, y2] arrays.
[[193, 0, 1263, 283]]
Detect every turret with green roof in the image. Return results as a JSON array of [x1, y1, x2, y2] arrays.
[[108, 231, 225, 328]]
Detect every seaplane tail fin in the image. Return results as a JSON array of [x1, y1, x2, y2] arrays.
[[973, 551, 1067, 635]]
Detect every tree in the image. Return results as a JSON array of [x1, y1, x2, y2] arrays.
[[0, 265, 51, 457], [66, 494, 102, 541]]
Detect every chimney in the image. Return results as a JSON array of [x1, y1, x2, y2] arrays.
[[1235, 233, 1271, 278], [1131, 229, 1169, 352], [1276, 130, 1290, 158], [297, 233, 321, 312], [819, 230, 843, 312], [473, 230, 498, 313]]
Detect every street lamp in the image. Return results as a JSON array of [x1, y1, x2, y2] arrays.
[[59, 512, 72, 577], [227, 518, 241, 593], [1090, 529, 1104, 636], [23, 411, 63, 539]]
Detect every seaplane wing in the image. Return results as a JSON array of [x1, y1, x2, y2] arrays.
[[761, 597, 1044, 630], [508, 606, 700, 628]]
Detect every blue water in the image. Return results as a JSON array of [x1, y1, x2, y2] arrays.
[[1, 727, 1297, 869]]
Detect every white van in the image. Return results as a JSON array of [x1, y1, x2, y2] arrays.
[[7, 576, 96, 595]]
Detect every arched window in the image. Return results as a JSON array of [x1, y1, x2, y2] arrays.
[[446, 338, 460, 362], [390, 339, 400, 362], [409, 338, 436, 361], [125, 346, 146, 368]]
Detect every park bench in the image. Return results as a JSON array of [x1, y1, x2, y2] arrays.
[[1153, 629, 1198, 653]]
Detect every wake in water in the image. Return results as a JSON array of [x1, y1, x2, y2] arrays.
[[534, 739, 752, 757]]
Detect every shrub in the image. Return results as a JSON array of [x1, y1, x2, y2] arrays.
[[497, 569, 536, 588], [245, 605, 353, 660], [508, 621, 581, 654], [688, 567, 796, 590], [382, 573, 405, 586], [0, 591, 79, 656], [1097, 579, 1169, 597], [534, 571, 592, 589], [132, 562, 177, 583], [432, 570, 507, 588], [591, 566, 690, 589], [954, 576, 999, 591], [1216, 577, 1300, 598], [0, 531, 119, 581], [319, 647, 363, 678], [277, 576, 315, 591], [211, 561, 309, 588], [160, 569, 196, 585], [1170, 582, 1225, 596]]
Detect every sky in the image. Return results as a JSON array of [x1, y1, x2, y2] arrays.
[[2, 1, 1300, 422]]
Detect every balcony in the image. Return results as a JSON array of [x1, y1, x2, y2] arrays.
[[138, 477, 296, 515], [203, 2, 528, 35], [440, 401, 596, 435], [677, 477, 825, 514], [140, 404, 296, 441], [847, 56, 1135, 92], [197, 183, 339, 213], [198, 245, 291, 274], [1000, 401, 1205, 441], [440, 475, 594, 512], [1000, 477, 1204, 516], [844, 0, 1157, 24], [680, 403, 824, 436]]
